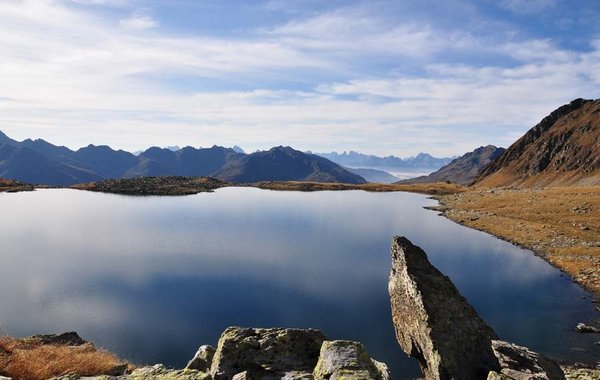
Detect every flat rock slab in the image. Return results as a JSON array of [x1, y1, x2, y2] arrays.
[[491, 340, 565, 380]]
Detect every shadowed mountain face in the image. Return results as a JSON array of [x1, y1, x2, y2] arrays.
[[214, 146, 367, 184], [0, 133, 365, 185], [476, 98, 600, 187], [397, 145, 505, 185]]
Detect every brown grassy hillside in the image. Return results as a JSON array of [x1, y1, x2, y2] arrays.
[[476, 98, 600, 188]]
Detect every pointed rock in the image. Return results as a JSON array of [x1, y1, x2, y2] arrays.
[[388, 236, 500, 379]]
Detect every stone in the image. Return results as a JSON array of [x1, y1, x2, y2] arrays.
[[576, 323, 600, 333], [282, 371, 314, 379], [388, 236, 500, 380], [561, 365, 600, 380], [28, 332, 87, 346], [232, 371, 249, 380], [313, 340, 390, 380], [491, 340, 565, 380], [186, 345, 216, 371], [106, 363, 129, 376], [210, 327, 326, 380], [127, 364, 211, 380], [488, 371, 513, 380]]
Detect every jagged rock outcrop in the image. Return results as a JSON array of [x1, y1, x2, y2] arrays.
[[27, 331, 88, 346], [389, 236, 566, 380], [186, 345, 216, 372], [476, 98, 600, 187], [313, 341, 390, 380], [397, 145, 505, 185], [490, 340, 565, 380], [18, 327, 388, 380], [210, 327, 326, 380], [389, 236, 500, 379]]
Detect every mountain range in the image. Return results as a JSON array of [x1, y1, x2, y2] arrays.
[[397, 145, 506, 185], [476, 98, 600, 187], [316, 151, 453, 172], [0, 131, 365, 185]]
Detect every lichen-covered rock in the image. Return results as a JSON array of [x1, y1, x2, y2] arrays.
[[313, 340, 389, 380], [186, 345, 216, 372], [210, 327, 326, 380], [562, 365, 600, 380], [27, 331, 87, 346], [126, 364, 211, 380], [232, 371, 249, 380], [491, 341, 565, 380], [488, 371, 513, 380], [282, 371, 314, 379], [388, 236, 500, 380]]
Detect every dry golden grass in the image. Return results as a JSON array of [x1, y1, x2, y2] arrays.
[[248, 181, 466, 195], [0, 179, 35, 193], [437, 186, 600, 295], [0, 336, 128, 380]]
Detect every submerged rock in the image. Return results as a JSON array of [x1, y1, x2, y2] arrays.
[[388, 236, 500, 380], [576, 323, 600, 333], [210, 327, 326, 380], [491, 340, 565, 380], [313, 340, 390, 380]]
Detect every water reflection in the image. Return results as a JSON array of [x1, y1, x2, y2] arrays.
[[0, 188, 597, 379]]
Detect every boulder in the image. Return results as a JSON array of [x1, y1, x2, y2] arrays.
[[313, 340, 390, 380], [388, 236, 500, 380], [210, 327, 326, 380], [282, 371, 314, 379], [28, 332, 87, 346], [186, 345, 216, 371], [491, 340, 565, 380], [127, 364, 210, 380], [576, 323, 600, 333]]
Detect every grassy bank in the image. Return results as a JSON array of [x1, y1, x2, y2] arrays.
[[435, 186, 600, 296]]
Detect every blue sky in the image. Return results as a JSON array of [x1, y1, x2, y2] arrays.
[[1, 0, 599, 156]]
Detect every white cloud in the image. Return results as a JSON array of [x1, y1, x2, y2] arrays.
[[119, 11, 157, 30], [0, 0, 598, 157]]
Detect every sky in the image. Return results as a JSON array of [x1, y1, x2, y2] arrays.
[[0, 0, 599, 157]]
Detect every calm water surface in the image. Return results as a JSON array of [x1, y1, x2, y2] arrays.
[[0, 188, 598, 379]]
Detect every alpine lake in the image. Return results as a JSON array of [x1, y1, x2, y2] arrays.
[[1, 188, 598, 379]]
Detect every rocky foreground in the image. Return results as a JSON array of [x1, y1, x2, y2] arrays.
[[2, 237, 599, 380]]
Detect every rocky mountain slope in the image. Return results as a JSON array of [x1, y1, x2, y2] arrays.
[[213, 146, 366, 184], [0, 132, 365, 185], [397, 145, 505, 185], [476, 98, 600, 187], [344, 167, 400, 183]]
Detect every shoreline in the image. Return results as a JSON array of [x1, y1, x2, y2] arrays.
[[5, 177, 600, 297], [432, 186, 600, 298]]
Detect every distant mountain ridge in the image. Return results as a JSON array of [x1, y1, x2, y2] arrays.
[[0, 132, 365, 185], [317, 151, 453, 171], [476, 98, 600, 187], [397, 145, 506, 185]]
